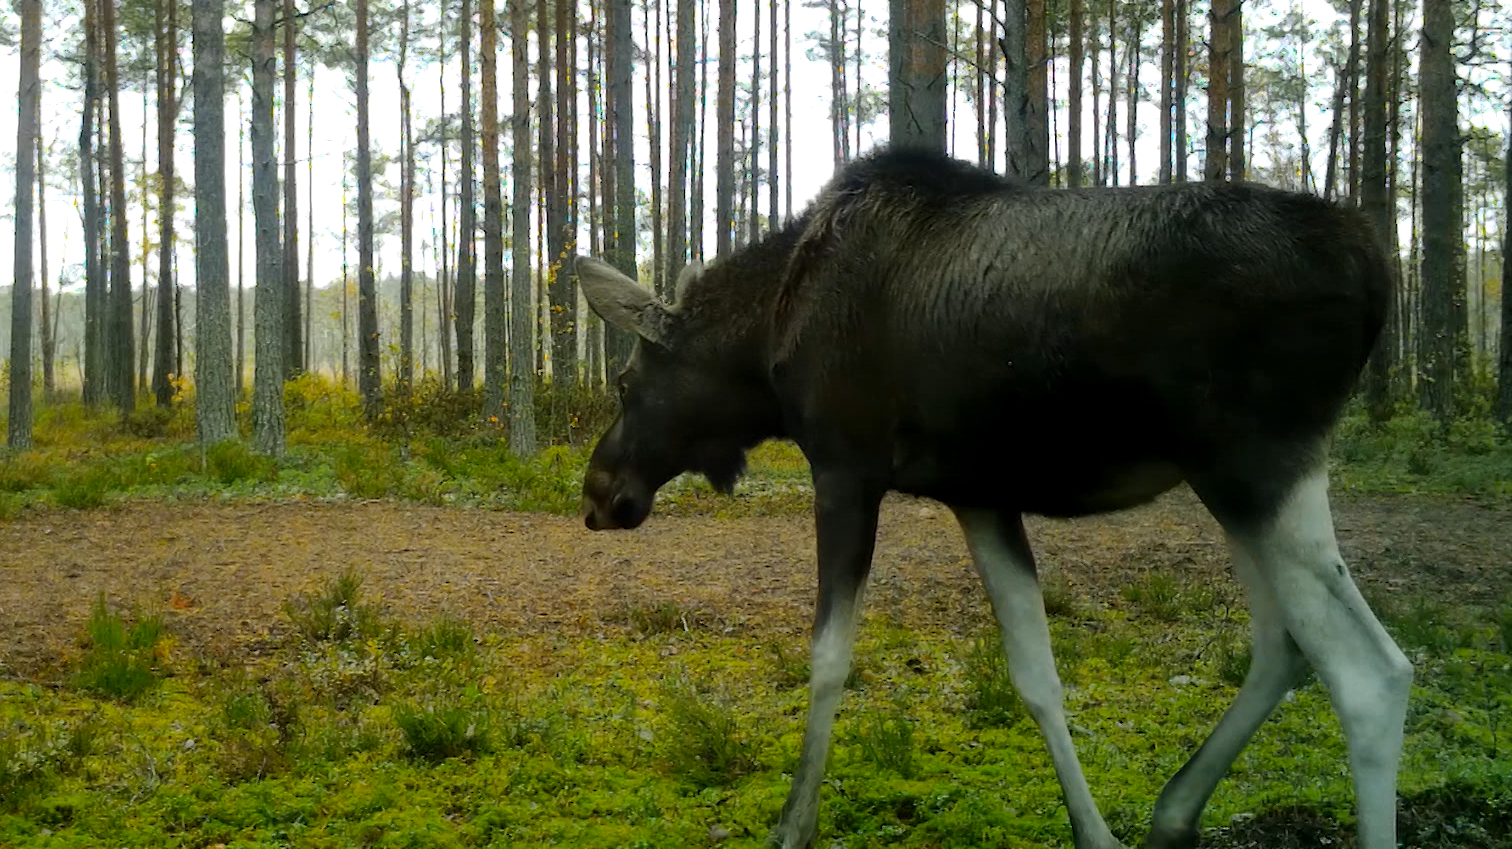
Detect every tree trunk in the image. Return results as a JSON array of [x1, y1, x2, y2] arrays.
[[456, 0, 476, 392], [829, 0, 848, 167], [535, 0, 556, 383], [695, 0, 709, 257], [1345, 0, 1362, 203], [890, 0, 947, 151], [1158, 0, 1172, 183], [192, 0, 236, 444], [482, 0, 505, 417], [668, 0, 695, 289], [82, 0, 105, 408], [1203, 0, 1228, 181], [608, 0, 638, 372], [8, 0, 40, 448], [587, 0, 603, 386], [356, 0, 380, 419], [717, 0, 736, 256], [783, 0, 791, 220], [508, 0, 538, 453], [1498, 82, 1512, 426], [252, 0, 286, 453], [236, 88, 246, 398], [341, 166, 350, 386], [1323, 56, 1345, 201], [399, 0, 415, 393], [1174, 0, 1188, 180], [1069, 0, 1083, 186], [1227, 0, 1244, 180], [36, 95, 54, 398], [1417, 0, 1461, 421], [104, 0, 136, 415], [769, 0, 779, 225], [282, 0, 301, 377], [153, 0, 178, 407], [644, 0, 665, 292], [1126, 8, 1139, 184], [552, 0, 577, 383], [1360, 0, 1394, 419], [1089, 9, 1100, 184], [139, 93, 151, 396], [1104, 0, 1117, 185], [306, 64, 314, 373], [749, 0, 761, 239], [438, 22, 453, 391], [1026, 0, 1048, 184]]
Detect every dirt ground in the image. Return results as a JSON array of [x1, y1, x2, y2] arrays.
[[1, 487, 1508, 676]]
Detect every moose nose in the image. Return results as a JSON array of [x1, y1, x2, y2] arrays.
[[584, 511, 601, 531]]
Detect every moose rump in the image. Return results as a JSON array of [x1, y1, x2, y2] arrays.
[[574, 146, 1409, 849]]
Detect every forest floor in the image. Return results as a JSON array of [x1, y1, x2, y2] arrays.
[[2, 487, 1509, 676], [2, 486, 1510, 848]]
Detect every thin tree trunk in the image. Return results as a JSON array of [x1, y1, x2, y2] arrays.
[[717, 0, 736, 255], [1027, 0, 1049, 183], [1105, 0, 1118, 185], [1089, 8, 1100, 184], [8, 0, 40, 447], [749, 0, 761, 240], [193, 0, 235, 443], [536, 0, 556, 383], [553, 0, 577, 383], [608, 0, 638, 372], [1126, 8, 1139, 184], [1228, 0, 1244, 180], [82, 0, 105, 407], [399, 0, 415, 392], [236, 87, 246, 397], [483, 0, 505, 417], [104, 0, 136, 415], [1360, 0, 1394, 418], [694, 0, 709, 258], [306, 62, 314, 373], [456, 0, 476, 392], [438, 18, 453, 391], [1498, 80, 1512, 425], [341, 165, 350, 386], [507, 0, 538, 452], [587, 0, 603, 386], [1069, 0, 1083, 186], [1345, 0, 1362, 203], [1174, 0, 1188, 180], [645, 0, 665, 293], [1203, 0, 1228, 181], [829, 0, 844, 167], [668, 0, 695, 288], [987, 0, 998, 171], [1324, 57, 1347, 201], [139, 92, 151, 396], [783, 0, 791, 220], [769, 0, 779, 220], [252, 0, 286, 453], [1417, 0, 1461, 420], [356, 0, 380, 419], [153, 0, 178, 407], [37, 96, 54, 397], [1159, 0, 1172, 183], [282, 0, 301, 376]]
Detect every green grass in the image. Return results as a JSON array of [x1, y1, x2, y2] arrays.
[[70, 596, 165, 702], [0, 595, 1506, 848]]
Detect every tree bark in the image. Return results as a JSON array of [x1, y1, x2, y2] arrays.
[[282, 0, 301, 376], [36, 94, 54, 398], [104, 0, 136, 415], [81, 0, 105, 408], [399, 0, 415, 392], [1345, 0, 1362, 203], [1158, 0, 1172, 183], [482, 0, 505, 418], [1026, 0, 1048, 184], [1104, 0, 1117, 184], [438, 22, 453, 391], [644, 0, 665, 291], [252, 0, 286, 453], [1227, 0, 1244, 180], [1069, 0, 1083, 186], [153, 0, 178, 407], [507, 0, 538, 453], [1174, 0, 1188, 180], [668, 0, 695, 290], [1417, 0, 1461, 421], [749, 0, 761, 239], [553, 0, 578, 383], [356, 0, 380, 420], [608, 0, 638, 373], [890, 0, 947, 152], [306, 63, 314, 373], [193, 0, 236, 444], [1498, 82, 1512, 426], [1360, 0, 1395, 419], [236, 88, 246, 398], [783, 0, 792, 220], [1126, 7, 1139, 184], [8, 0, 40, 448], [1203, 0, 1228, 181], [456, 0, 476, 392], [769, 0, 779, 225], [717, 0, 736, 255]]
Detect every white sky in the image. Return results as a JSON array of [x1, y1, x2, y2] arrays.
[[0, 0, 1505, 300]]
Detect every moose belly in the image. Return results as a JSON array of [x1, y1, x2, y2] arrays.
[[889, 432, 1185, 518]]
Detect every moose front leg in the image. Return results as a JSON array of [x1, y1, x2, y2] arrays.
[[771, 471, 884, 849]]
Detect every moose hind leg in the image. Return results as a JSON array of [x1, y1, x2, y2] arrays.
[[1198, 465, 1413, 849], [955, 508, 1129, 849], [1145, 541, 1310, 848]]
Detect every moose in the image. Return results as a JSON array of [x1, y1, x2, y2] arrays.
[[573, 146, 1410, 849]]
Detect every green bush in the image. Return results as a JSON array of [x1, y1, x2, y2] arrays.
[[659, 674, 759, 788], [205, 440, 275, 485], [0, 451, 51, 493], [392, 693, 493, 763], [284, 569, 387, 645]]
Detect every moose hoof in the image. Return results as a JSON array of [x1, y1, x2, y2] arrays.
[[1142, 822, 1199, 849]]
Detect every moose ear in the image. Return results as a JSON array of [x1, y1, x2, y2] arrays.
[[673, 260, 703, 306], [574, 256, 671, 345]]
